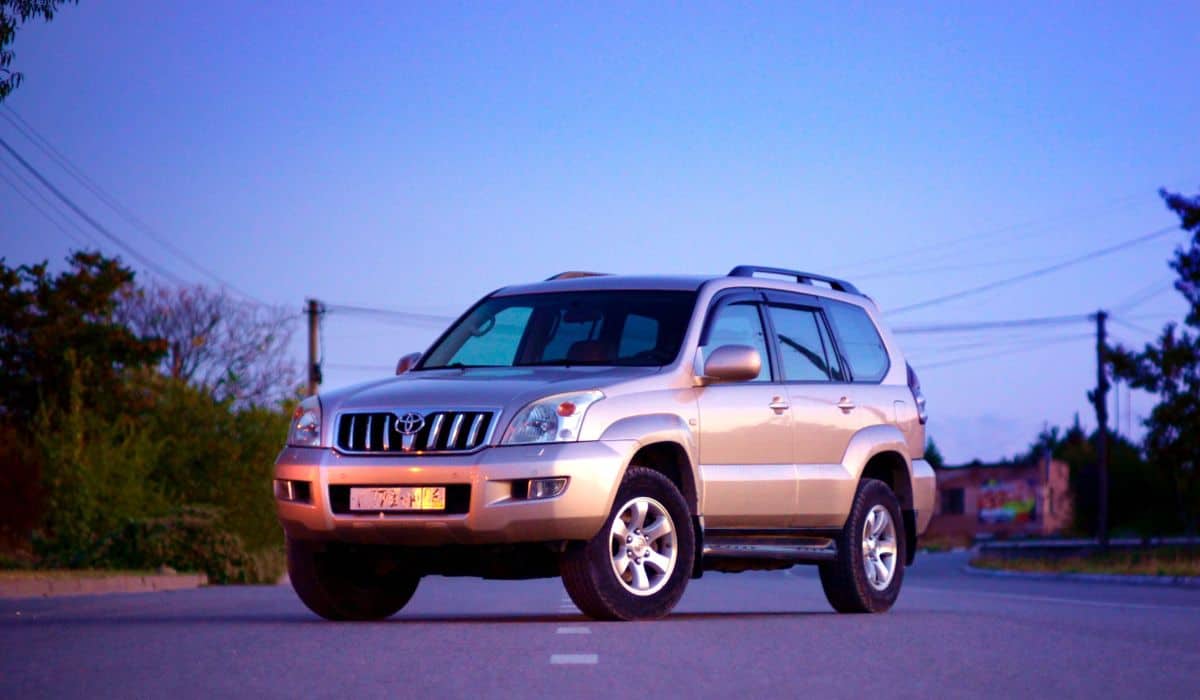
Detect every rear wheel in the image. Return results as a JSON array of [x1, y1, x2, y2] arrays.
[[287, 538, 420, 621], [818, 478, 906, 613], [560, 467, 695, 620]]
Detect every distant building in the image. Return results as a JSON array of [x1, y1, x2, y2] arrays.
[[924, 457, 1073, 539]]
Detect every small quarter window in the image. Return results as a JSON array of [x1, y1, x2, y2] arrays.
[[825, 300, 889, 382]]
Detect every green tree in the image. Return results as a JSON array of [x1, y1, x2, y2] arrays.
[[0, 251, 166, 423], [0, 0, 76, 102], [1109, 189, 1200, 534], [924, 437, 945, 470], [1019, 416, 1175, 535]]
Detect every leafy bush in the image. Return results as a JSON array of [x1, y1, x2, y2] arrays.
[[23, 370, 290, 581], [1, 252, 294, 580], [86, 506, 279, 584]]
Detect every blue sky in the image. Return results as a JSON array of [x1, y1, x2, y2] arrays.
[[2, 1, 1197, 462]]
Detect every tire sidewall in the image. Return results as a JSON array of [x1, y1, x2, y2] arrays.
[[584, 468, 695, 619], [287, 538, 418, 621], [847, 480, 906, 611]]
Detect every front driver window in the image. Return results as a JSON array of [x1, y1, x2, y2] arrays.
[[705, 302, 770, 382]]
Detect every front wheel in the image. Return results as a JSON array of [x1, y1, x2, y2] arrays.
[[818, 478, 906, 613], [560, 467, 695, 620], [287, 538, 420, 621]]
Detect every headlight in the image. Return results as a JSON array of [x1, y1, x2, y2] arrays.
[[500, 391, 604, 445], [288, 396, 322, 447]]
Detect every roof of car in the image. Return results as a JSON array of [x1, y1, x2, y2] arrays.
[[493, 266, 867, 301], [494, 274, 714, 296]]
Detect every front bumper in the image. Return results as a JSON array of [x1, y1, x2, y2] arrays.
[[274, 440, 633, 546]]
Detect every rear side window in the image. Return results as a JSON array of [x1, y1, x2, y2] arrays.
[[825, 300, 889, 382], [766, 305, 842, 382]]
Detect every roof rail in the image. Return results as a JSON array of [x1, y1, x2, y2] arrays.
[[728, 265, 861, 295], [545, 271, 611, 281]]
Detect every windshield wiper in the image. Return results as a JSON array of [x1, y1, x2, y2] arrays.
[[515, 359, 610, 367], [415, 362, 485, 371]]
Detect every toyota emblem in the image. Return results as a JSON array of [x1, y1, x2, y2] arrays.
[[395, 412, 425, 435]]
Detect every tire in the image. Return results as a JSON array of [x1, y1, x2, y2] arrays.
[[287, 537, 420, 621], [560, 467, 695, 621], [818, 478, 906, 614]]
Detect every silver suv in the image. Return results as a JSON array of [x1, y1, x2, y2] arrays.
[[274, 266, 935, 620]]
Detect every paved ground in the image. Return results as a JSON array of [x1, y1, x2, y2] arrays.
[[2, 552, 1198, 698]]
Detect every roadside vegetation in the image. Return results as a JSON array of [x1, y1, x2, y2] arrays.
[[0, 252, 298, 583], [971, 548, 1200, 579], [997, 188, 1199, 541]]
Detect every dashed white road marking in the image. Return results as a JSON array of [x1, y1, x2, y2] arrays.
[[555, 626, 591, 635], [550, 654, 598, 665]]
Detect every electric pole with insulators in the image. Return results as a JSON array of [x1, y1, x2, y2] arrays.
[[1092, 309, 1110, 548], [306, 298, 323, 397]]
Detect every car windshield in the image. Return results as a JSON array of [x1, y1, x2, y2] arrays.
[[418, 291, 697, 369]]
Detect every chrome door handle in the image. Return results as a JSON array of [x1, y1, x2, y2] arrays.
[[768, 396, 790, 413], [836, 397, 856, 412]]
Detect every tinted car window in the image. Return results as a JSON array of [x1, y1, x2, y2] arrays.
[[449, 306, 531, 366], [825, 300, 888, 382], [420, 291, 696, 368], [704, 302, 770, 382], [618, 314, 659, 358], [767, 305, 838, 382]]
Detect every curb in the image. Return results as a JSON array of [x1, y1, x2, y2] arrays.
[[0, 573, 208, 599], [962, 565, 1200, 589]]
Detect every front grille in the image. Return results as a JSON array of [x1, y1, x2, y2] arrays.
[[335, 410, 496, 454]]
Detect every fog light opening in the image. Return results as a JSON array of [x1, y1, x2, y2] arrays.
[[274, 479, 312, 503], [527, 477, 568, 500]]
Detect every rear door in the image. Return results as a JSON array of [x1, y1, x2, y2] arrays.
[[763, 292, 874, 526]]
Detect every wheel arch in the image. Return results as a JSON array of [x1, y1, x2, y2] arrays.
[[599, 413, 700, 514], [841, 424, 918, 565]]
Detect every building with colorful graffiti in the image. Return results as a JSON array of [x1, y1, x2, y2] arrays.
[[924, 456, 1074, 540]]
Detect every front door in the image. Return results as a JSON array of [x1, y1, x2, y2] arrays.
[[696, 298, 797, 528]]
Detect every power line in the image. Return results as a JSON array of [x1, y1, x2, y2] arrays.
[[1109, 316, 1157, 337], [0, 134, 187, 285], [1, 105, 267, 304], [0, 160, 94, 247], [914, 332, 1094, 371], [892, 313, 1091, 335], [1114, 281, 1175, 312], [855, 255, 1060, 281], [324, 302, 455, 327], [887, 225, 1180, 316], [839, 192, 1146, 276]]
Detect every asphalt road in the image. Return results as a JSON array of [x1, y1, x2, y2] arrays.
[[3, 552, 1199, 699]]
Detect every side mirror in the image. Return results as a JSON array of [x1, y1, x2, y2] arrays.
[[702, 345, 762, 382], [395, 352, 422, 375]]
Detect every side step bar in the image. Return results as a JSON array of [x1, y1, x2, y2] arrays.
[[702, 532, 838, 563]]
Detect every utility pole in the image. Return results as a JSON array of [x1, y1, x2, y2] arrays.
[[306, 299, 323, 396], [1093, 309, 1110, 548]]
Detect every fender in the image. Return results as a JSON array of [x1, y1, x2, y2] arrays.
[[598, 413, 701, 514], [840, 424, 913, 479]]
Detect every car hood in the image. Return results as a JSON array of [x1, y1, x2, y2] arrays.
[[320, 366, 662, 416]]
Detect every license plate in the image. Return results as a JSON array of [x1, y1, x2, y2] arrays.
[[349, 486, 446, 512]]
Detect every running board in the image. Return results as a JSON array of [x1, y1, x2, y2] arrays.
[[702, 533, 838, 563]]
